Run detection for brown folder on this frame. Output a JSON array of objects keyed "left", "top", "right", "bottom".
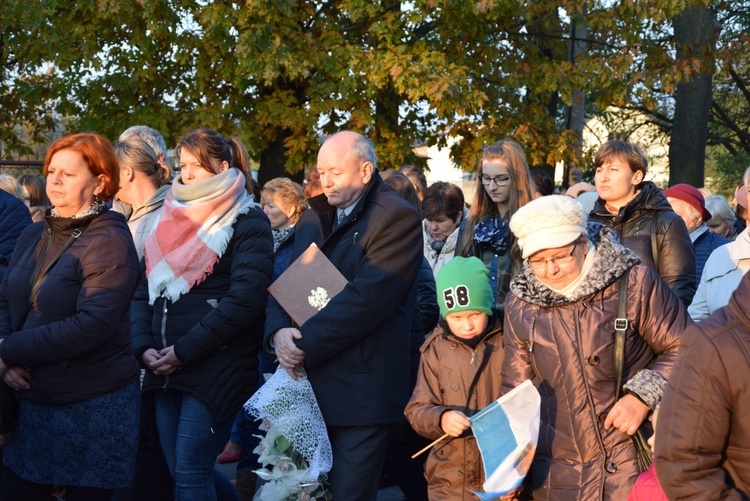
[{"left": 268, "top": 243, "right": 348, "bottom": 326}]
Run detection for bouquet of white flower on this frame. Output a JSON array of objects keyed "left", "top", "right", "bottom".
[{"left": 245, "top": 368, "right": 333, "bottom": 501}]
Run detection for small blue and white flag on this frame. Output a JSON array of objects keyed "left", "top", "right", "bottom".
[{"left": 470, "top": 379, "right": 541, "bottom": 500}]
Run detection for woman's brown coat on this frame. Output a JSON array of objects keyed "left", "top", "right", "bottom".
[
  {"left": 655, "top": 272, "right": 750, "bottom": 499},
  {"left": 503, "top": 224, "right": 689, "bottom": 500}
]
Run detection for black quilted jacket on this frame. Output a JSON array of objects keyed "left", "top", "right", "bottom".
[
  {"left": 131, "top": 208, "right": 273, "bottom": 422},
  {"left": 589, "top": 181, "right": 696, "bottom": 306}
]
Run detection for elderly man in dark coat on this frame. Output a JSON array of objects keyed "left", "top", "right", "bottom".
[{"left": 265, "top": 131, "right": 423, "bottom": 501}]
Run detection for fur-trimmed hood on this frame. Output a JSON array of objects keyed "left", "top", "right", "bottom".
[{"left": 510, "top": 222, "right": 641, "bottom": 307}]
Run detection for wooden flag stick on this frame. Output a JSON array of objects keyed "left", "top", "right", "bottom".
[{"left": 411, "top": 433, "right": 449, "bottom": 459}]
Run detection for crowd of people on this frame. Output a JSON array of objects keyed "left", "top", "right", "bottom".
[{"left": 0, "top": 127, "right": 747, "bottom": 501}]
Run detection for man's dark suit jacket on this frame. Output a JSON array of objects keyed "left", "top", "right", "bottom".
[{"left": 265, "top": 170, "right": 423, "bottom": 427}]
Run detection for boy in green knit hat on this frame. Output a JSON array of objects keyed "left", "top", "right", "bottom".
[{"left": 405, "top": 256, "right": 504, "bottom": 500}]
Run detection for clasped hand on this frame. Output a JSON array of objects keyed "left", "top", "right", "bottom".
[
  {"left": 0, "top": 341, "right": 31, "bottom": 391},
  {"left": 142, "top": 346, "right": 182, "bottom": 376}
]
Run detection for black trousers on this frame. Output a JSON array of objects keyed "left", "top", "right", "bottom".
[{"left": 327, "top": 425, "right": 392, "bottom": 501}]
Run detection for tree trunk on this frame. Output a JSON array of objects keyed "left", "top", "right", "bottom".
[
  {"left": 564, "top": 14, "right": 587, "bottom": 190},
  {"left": 669, "top": 5, "right": 719, "bottom": 187},
  {"left": 258, "top": 126, "right": 302, "bottom": 188}
]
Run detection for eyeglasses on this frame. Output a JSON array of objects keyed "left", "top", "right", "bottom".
[
  {"left": 528, "top": 242, "right": 579, "bottom": 270},
  {"left": 480, "top": 174, "right": 511, "bottom": 187}
]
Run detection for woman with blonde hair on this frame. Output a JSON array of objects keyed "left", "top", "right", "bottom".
[
  {"left": 115, "top": 137, "right": 172, "bottom": 258},
  {"left": 456, "top": 139, "right": 535, "bottom": 317},
  {"left": 217, "top": 177, "right": 308, "bottom": 498},
  {"left": 261, "top": 177, "right": 308, "bottom": 278},
  {"left": 0, "top": 174, "right": 25, "bottom": 201}
]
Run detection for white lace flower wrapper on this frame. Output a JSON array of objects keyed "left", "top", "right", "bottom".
[{"left": 245, "top": 368, "right": 333, "bottom": 480}]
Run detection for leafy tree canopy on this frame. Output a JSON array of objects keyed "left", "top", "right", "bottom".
[{"left": 1, "top": 0, "right": 744, "bottom": 185}]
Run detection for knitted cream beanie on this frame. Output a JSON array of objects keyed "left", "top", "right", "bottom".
[{"left": 509, "top": 195, "right": 588, "bottom": 258}]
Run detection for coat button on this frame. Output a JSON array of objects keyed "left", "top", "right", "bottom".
[
  {"left": 452, "top": 384, "right": 459, "bottom": 391},
  {"left": 587, "top": 355, "right": 600, "bottom": 366},
  {"left": 606, "top": 461, "right": 617, "bottom": 473},
  {"left": 458, "top": 468, "right": 464, "bottom": 475},
  {"left": 450, "top": 343, "right": 457, "bottom": 349}
]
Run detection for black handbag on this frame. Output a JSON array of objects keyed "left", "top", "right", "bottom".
[{"left": 613, "top": 266, "right": 653, "bottom": 471}]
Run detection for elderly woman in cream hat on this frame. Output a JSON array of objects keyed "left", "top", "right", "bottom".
[{"left": 501, "top": 195, "right": 689, "bottom": 500}]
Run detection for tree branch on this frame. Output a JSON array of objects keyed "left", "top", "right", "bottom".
[
  {"left": 728, "top": 63, "right": 750, "bottom": 107},
  {"left": 711, "top": 100, "right": 750, "bottom": 153}
]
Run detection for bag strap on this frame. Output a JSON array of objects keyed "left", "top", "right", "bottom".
[
  {"left": 15, "top": 226, "right": 87, "bottom": 331},
  {"left": 614, "top": 266, "right": 632, "bottom": 399}
]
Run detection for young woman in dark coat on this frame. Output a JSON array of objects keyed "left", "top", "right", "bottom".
[
  {"left": 0, "top": 133, "right": 141, "bottom": 500},
  {"left": 130, "top": 128, "right": 273, "bottom": 501}
]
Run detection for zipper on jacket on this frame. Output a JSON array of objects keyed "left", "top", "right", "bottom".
[
  {"left": 572, "top": 306, "right": 609, "bottom": 490},
  {"left": 430, "top": 246, "right": 444, "bottom": 274},
  {"left": 160, "top": 294, "right": 169, "bottom": 390}
]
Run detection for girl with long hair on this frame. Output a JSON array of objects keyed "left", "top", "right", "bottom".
[{"left": 456, "top": 139, "right": 535, "bottom": 317}]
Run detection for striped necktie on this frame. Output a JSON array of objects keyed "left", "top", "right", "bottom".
[{"left": 335, "top": 211, "right": 346, "bottom": 228}]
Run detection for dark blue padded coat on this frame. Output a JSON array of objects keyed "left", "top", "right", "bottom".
[
  {"left": 0, "top": 189, "right": 32, "bottom": 281},
  {"left": 0, "top": 209, "right": 140, "bottom": 405}
]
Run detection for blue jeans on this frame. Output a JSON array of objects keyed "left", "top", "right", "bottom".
[{"left": 154, "top": 390, "right": 236, "bottom": 501}]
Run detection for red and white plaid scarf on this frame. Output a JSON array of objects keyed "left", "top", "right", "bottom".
[{"left": 144, "top": 168, "right": 255, "bottom": 304}]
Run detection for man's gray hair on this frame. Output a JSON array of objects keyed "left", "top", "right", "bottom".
[
  {"left": 351, "top": 134, "right": 377, "bottom": 170},
  {"left": 119, "top": 125, "right": 168, "bottom": 160}
]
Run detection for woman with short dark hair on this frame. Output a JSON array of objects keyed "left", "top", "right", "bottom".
[
  {"left": 421, "top": 181, "right": 465, "bottom": 277},
  {"left": 17, "top": 174, "right": 49, "bottom": 208},
  {"left": 589, "top": 140, "right": 695, "bottom": 305}
]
